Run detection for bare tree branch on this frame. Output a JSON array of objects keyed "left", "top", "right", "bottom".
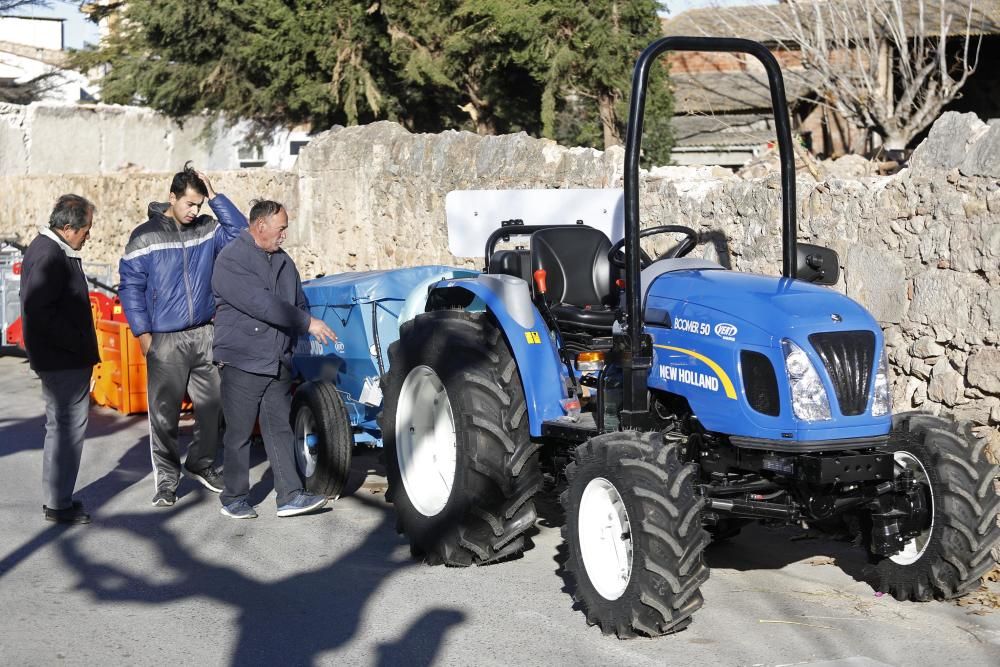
[
  {"left": 747, "top": 0, "right": 982, "bottom": 151},
  {"left": 0, "top": 0, "right": 51, "bottom": 12}
]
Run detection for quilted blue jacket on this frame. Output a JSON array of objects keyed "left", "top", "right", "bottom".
[{"left": 118, "top": 194, "right": 247, "bottom": 335}]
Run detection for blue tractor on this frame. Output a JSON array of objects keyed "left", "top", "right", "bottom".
[{"left": 309, "top": 37, "right": 1000, "bottom": 638}]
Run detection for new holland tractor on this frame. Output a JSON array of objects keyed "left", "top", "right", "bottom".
[{"left": 298, "top": 36, "right": 1000, "bottom": 638}]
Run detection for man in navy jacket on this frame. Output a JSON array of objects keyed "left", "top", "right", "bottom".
[
  {"left": 21, "top": 195, "right": 100, "bottom": 524},
  {"left": 212, "top": 199, "right": 336, "bottom": 519},
  {"left": 118, "top": 163, "right": 247, "bottom": 507}
]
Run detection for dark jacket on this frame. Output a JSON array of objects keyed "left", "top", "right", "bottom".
[
  {"left": 211, "top": 230, "right": 311, "bottom": 375},
  {"left": 20, "top": 231, "right": 100, "bottom": 372},
  {"left": 118, "top": 194, "right": 246, "bottom": 336}
]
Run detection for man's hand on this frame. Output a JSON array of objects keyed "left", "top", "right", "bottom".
[
  {"left": 138, "top": 332, "right": 153, "bottom": 356},
  {"left": 196, "top": 171, "right": 217, "bottom": 200},
  {"left": 308, "top": 317, "right": 337, "bottom": 346}
]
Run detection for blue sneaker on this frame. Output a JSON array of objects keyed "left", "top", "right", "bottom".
[
  {"left": 276, "top": 491, "right": 328, "bottom": 517},
  {"left": 220, "top": 499, "right": 258, "bottom": 519}
]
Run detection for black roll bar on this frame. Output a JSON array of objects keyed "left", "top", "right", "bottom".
[{"left": 623, "top": 36, "right": 797, "bottom": 357}]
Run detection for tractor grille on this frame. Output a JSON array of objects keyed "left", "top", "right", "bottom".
[
  {"left": 741, "top": 350, "right": 780, "bottom": 416},
  {"left": 809, "top": 331, "right": 876, "bottom": 416}
]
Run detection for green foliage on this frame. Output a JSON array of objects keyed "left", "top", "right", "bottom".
[
  {"left": 538, "top": 0, "right": 673, "bottom": 165},
  {"left": 72, "top": 0, "right": 396, "bottom": 131},
  {"left": 73, "top": 0, "right": 674, "bottom": 162}
]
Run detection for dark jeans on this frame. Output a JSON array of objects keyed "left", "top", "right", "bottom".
[
  {"left": 38, "top": 367, "right": 92, "bottom": 510},
  {"left": 219, "top": 364, "right": 303, "bottom": 507},
  {"left": 146, "top": 324, "right": 221, "bottom": 491}
]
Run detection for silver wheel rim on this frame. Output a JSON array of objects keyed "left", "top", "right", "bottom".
[
  {"left": 293, "top": 404, "right": 319, "bottom": 480},
  {"left": 396, "top": 365, "right": 457, "bottom": 517},
  {"left": 578, "top": 477, "right": 633, "bottom": 601},
  {"left": 889, "top": 450, "right": 935, "bottom": 566}
]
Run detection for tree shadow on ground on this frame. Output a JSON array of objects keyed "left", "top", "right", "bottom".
[
  {"left": 57, "top": 493, "right": 465, "bottom": 666},
  {"left": 0, "top": 408, "right": 144, "bottom": 460},
  {"left": 704, "top": 521, "right": 876, "bottom": 588},
  {"left": 0, "top": 435, "right": 150, "bottom": 578}
]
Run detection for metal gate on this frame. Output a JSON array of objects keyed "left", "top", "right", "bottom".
[{"left": 0, "top": 240, "right": 24, "bottom": 347}]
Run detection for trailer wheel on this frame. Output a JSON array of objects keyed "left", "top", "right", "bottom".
[
  {"left": 561, "top": 430, "right": 710, "bottom": 638},
  {"left": 872, "top": 412, "right": 1000, "bottom": 601},
  {"left": 380, "top": 310, "right": 540, "bottom": 566},
  {"left": 291, "top": 381, "right": 353, "bottom": 498}
]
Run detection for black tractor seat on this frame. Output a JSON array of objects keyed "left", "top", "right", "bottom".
[{"left": 529, "top": 226, "right": 619, "bottom": 335}]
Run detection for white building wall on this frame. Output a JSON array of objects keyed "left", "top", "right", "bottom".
[
  {"left": 0, "top": 16, "right": 63, "bottom": 50},
  {"left": 0, "top": 102, "right": 315, "bottom": 175},
  {"left": 0, "top": 50, "right": 91, "bottom": 103}
]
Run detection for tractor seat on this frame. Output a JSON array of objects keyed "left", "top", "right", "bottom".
[{"left": 530, "top": 226, "right": 617, "bottom": 333}]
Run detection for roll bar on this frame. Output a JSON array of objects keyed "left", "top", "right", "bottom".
[{"left": 623, "top": 37, "right": 797, "bottom": 356}]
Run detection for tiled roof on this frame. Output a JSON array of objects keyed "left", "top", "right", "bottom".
[
  {"left": 671, "top": 70, "right": 817, "bottom": 113},
  {"left": 672, "top": 113, "right": 777, "bottom": 147},
  {"left": 662, "top": 0, "right": 1000, "bottom": 42}
]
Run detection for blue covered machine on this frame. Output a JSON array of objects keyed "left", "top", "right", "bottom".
[{"left": 288, "top": 266, "right": 475, "bottom": 497}]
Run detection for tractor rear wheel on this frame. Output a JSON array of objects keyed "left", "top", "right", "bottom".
[
  {"left": 380, "top": 310, "right": 541, "bottom": 566},
  {"left": 872, "top": 412, "right": 1000, "bottom": 601},
  {"left": 561, "top": 430, "right": 710, "bottom": 637}
]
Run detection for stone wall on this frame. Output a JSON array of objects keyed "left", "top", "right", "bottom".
[
  {"left": 0, "top": 170, "right": 298, "bottom": 266},
  {"left": 1, "top": 113, "right": 997, "bottom": 437}
]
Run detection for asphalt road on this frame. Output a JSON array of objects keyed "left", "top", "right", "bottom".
[{"left": 1, "top": 354, "right": 999, "bottom": 667}]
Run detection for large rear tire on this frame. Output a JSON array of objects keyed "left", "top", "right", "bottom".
[
  {"left": 872, "top": 412, "right": 1000, "bottom": 601},
  {"left": 291, "top": 381, "right": 353, "bottom": 498},
  {"left": 561, "top": 430, "right": 710, "bottom": 638},
  {"left": 380, "top": 310, "right": 541, "bottom": 566}
]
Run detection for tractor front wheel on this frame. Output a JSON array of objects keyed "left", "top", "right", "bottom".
[
  {"left": 561, "top": 430, "right": 710, "bottom": 638},
  {"left": 872, "top": 413, "right": 1000, "bottom": 601}
]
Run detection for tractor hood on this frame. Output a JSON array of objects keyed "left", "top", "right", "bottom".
[{"left": 645, "top": 269, "right": 879, "bottom": 345}]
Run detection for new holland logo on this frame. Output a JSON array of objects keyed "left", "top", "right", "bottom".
[{"left": 714, "top": 322, "right": 738, "bottom": 341}]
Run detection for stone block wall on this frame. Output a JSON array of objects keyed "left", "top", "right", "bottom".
[
  {"left": 0, "top": 170, "right": 297, "bottom": 267},
  {"left": 1, "top": 112, "right": 997, "bottom": 439}
]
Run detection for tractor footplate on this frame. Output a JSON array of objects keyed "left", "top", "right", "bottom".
[
  {"left": 797, "top": 451, "right": 893, "bottom": 485},
  {"left": 542, "top": 414, "right": 598, "bottom": 443}
]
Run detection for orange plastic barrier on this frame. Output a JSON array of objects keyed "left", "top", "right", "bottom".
[{"left": 91, "top": 319, "right": 148, "bottom": 415}]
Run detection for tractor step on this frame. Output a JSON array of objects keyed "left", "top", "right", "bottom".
[{"left": 541, "top": 414, "right": 598, "bottom": 443}]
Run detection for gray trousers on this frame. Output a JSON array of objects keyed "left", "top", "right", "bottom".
[
  {"left": 38, "top": 367, "right": 92, "bottom": 510},
  {"left": 219, "top": 364, "right": 303, "bottom": 507},
  {"left": 146, "top": 324, "right": 221, "bottom": 491}
]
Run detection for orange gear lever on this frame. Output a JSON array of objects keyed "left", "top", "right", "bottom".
[{"left": 533, "top": 269, "right": 547, "bottom": 294}]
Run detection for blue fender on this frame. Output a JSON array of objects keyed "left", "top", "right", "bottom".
[{"left": 427, "top": 275, "right": 569, "bottom": 436}]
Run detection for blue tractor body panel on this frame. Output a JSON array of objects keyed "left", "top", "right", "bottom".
[
  {"left": 644, "top": 269, "right": 891, "bottom": 441},
  {"left": 429, "top": 276, "right": 572, "bottom": 437},
  {"left": 293, "top": 265, "right": 477, "bottom": 446}
]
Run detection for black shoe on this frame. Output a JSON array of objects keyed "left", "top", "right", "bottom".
[
  {"left": 151, "top": 489, "right": 177, "bottom": 507},
  {"left": 185, "top": 466, "right": 224, "bottom": 493},
  {"left": 43, "top": 501, "right": 91, "bottom": 524}
]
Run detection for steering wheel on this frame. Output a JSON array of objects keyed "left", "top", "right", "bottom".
[{"left": 608, "top": 225, "right": 699, "bottom": 269}]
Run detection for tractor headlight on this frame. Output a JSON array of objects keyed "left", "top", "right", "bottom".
[
  {"left": 871, "top": 348, "right": 891, "bottom": 417},
  {"left": 782, "top": 339, "right": 831, "bottom": 422}
]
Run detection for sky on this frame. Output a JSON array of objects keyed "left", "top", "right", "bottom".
[{"left": 9, "top": 0, "right": 780, "bottom": 50}]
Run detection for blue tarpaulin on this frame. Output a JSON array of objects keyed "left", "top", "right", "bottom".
[{"left": 292, "top": 265, "right": 478, "bottom": 444}]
